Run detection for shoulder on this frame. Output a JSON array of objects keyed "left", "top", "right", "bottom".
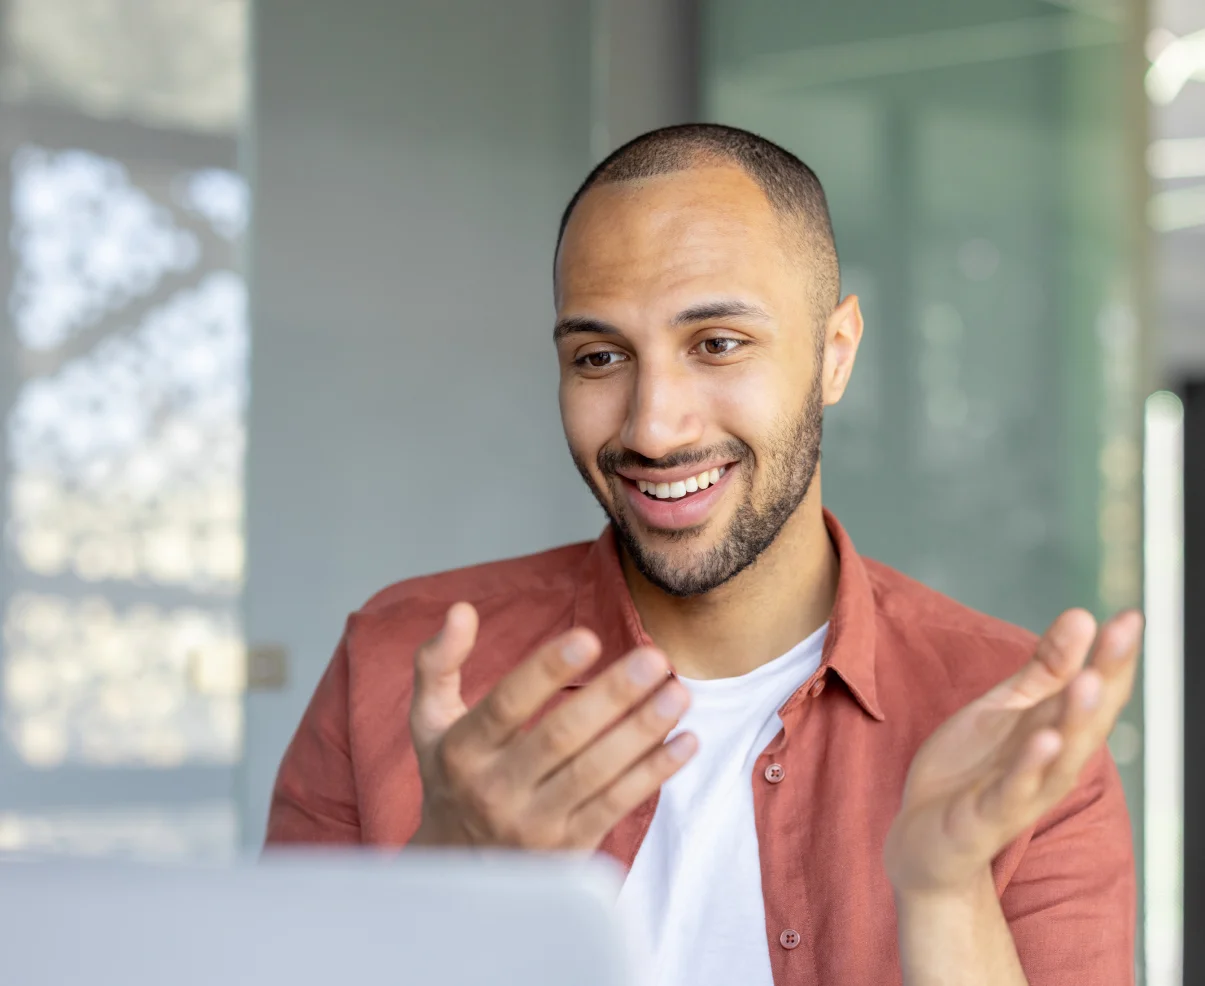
[
  {"left": 356, "top": 540, "right": 594, "bottom": 617},
  {"left": 863, "top": 557, "right": 1039, "bottom": 712},
  {"left": 343, "top": 540, "right": 594, "bottom": 693}
]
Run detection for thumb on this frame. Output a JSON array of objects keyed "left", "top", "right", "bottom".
[
  {"left": 409, "top": 602, "right": 479, "bottom": 755},
  {"left": 986, "top": 608, "right": 1097, "bottom": 710}
]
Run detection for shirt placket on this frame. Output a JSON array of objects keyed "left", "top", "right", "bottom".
[{"left": 754, "top": 665, "right": 829, "bottom": 986}]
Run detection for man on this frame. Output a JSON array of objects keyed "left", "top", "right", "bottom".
[{"left": 268, "top": 124, "right": 1139, "bottom": 986}]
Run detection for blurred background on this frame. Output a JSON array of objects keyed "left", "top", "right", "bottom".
[{"left": 0, "top": 0, "right": 1198, "bottom": 983}]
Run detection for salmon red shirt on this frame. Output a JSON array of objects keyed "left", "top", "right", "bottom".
[{"left": 267, "top": 511, "right": 1135, "bottom": 985}]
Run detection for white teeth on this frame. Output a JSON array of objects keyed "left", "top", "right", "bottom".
[{"left": 637, "top": 467, "right": 728, "bottom": 500}]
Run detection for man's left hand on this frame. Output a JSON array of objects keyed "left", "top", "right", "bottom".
[{"left": 884, "top": 608, "right": 1142, "bottom": 896}]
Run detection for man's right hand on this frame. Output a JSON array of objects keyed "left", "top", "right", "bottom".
[{"left": 407, "top": 601, "right": 695, "bottom": 850}]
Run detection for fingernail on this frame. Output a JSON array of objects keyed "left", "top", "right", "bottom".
[
  {"left": 627, "top": 650, "right": 666, "bottom": 687},
  {"left": 1109, "top": 612, "right": 1144, "bottom": 659},
  {"left": 667, "top": 733, "right": 696, "bottom": 762},
  {"left": 563, "top": 636, "right": 594, "bottom": 667},
  {"left": 1079, "top": 673, "right": 1102, "bottom": 710},
  {"left": 440, "top": 603, "right": 468, "bottom": 641},
  {"left": 1052, "top": 609, "right": 1095, "bottom": 647},
  {"left": 654, "top": 684, "right": 687, "bottom": 718},
  {"left": 1035, "top": 730, "right": 1063, "bottom": 760}
]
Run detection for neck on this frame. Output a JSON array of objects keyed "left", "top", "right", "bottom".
[{"left": 620, "top": 481, "right": 838, "bottom": 680}]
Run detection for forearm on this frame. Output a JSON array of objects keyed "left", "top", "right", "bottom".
[{"left": 894, "top": 869, "right": 1028, "bottom": 986}]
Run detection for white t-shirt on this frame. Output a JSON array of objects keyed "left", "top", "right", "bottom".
[{"left": 617, "top": 623, "right": 828, "bottom": 986}]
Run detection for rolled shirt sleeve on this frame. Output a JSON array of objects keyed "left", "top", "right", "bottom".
[
  {"left": 265, "top": 629, "right": 362, "bottom": 846},
  {"left": 998, "top": 747, "right": 1136, "bottom": 985}
]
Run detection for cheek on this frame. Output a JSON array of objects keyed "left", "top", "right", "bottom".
[
  {"left": 559, "top": 377, "right": 627, "bottom": 456},
  {"left": 702, "top": 365, "right": 786, "bottom": 450}
]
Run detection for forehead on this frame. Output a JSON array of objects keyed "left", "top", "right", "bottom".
[{"left": 555, "top": 165, "right": 794, "bottom": 314}]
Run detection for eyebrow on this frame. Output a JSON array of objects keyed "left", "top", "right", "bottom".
[
  {"left": 553, "top": 299, "right": 771, "bottom": 341},
  {"left": 671, "top": 300, "right": 772, "bottom": 325},
  {"left": 553, "top": 315, "right": 619, "bottom": 341}
]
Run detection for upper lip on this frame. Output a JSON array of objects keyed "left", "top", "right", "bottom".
[{"left": 614, "top": 461, "right": 736, "bottom": 485}]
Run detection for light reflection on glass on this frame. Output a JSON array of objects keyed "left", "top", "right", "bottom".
[
  {"left": 173, "top": 169, "right": 250, "bottom": 241},
  {"left": 3, "top": 147, "right": 248, "bottom": 770},
  {"left": 9, "top": 147, "right": 199, "bottom": 350},
  {"left": 8, "top": 270, "right": 247, "bottom": 590},
  {"left": 0, "top": 802, "right": 236, "bottom": 860},
  {"left": 3, "top": 593, "right": 243, "bottom": 767}
]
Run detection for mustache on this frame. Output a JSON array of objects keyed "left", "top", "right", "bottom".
[{"left": 596, "top": 438, "right": 752, "bottom": 476}]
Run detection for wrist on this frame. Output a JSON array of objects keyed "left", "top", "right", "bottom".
[
  {"left": 893, "top": 866, "right": 1028, "bottom": 986},
  {"left": 892, "top": 865, "right": 997, "bottom": 912}
]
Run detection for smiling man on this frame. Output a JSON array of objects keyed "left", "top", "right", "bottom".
[{"left": 267, "top": 124, "right": 1140, "bottom": 986}]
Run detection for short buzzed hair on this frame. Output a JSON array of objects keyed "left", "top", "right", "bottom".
[{"left": 555, "top": 123, "right": 840, "bottom": 318}]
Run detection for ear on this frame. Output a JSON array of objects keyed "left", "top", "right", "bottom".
[{"left": 820, "top": 294, "right": 864, "bottom": 407}]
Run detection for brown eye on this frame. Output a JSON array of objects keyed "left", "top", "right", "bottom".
[
  {"left": 578, "top": 351, "right": 624, "bottom": 368},
  {"left": 702, "top": 338, "right": 740, "bottom": 356}
]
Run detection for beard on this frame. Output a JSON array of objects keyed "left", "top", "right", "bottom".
[{"left": 570, "top": 370, "right": 824, "bottom": 598}]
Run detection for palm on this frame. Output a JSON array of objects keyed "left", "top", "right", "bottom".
[
  {"left": 883, "top": 609, "right": 1142, "bottom": 895},
  {"left": 887, "top": 695, "right": 1049, "bottom": 890},
  {"left": 916, "top": 703, "right": 1029, "bottom": 798}
]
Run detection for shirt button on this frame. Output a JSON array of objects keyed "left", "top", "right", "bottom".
[
  {"left": 809, "top": 677, "right": 826, "bottom": 698},
  {"left": 764, "top": 763, "right": 785, "bottom": 784},
  {"left": 780, "top": 929, "right": 801, "bottom": 950}
]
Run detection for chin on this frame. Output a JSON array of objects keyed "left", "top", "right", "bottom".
[
  {"left": 635, "top": 537, "right": 710, "bottom": 569},
  {"left": 632, "top": 518, "right": 713, "bottom": 544},
  {"left": 617, "top": 528, "right": 737, "bottom": 598}
]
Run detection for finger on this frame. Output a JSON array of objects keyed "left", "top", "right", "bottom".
[
  {"left": 1041, "top": 618, "right": 1140, "bottom": 800},
  {"left": 985, "top": 609, "right": 1097, "bottom": 710},
  {"left": 568, "top": 732, "right": 698, "bottom": 848},
  {"left": 410, "top": 602, "right": 479, "bottom": 755},
  {"left": 973, "top": 727, "right": 1063, "bottom": 836},
  {"left": 1020, "top": 612, "right": 1141, "bottom": 731},
  {"left": 533, "top": 676, "right": 689, "bottom": 808},
  {"left": 446, "top": 628, "right": 602, "bottom": 756},
  {"left": 1030, "top": 667, "right": 1105, "bottom": 798},
  {"left": 1087, "top": 610, "right": 1144, "bottom": 685},
  {"left": 503, "top": 647, "right": 673, "bottom": 787}
]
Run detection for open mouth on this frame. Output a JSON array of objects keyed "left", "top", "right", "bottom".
[{"left": 633, "top": 466, "right": 728, "bottom": 502}]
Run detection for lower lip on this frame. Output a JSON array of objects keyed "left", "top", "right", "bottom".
[{"left": 620, "top": 466, "right": 738, "bottom": 531}]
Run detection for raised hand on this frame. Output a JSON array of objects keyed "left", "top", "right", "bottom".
[
  {"left": 884, "top": 608, "right": 1143, "bottom": 895},
  {"left": 407, "top": 602, "right": 697, "bottom": 850}
]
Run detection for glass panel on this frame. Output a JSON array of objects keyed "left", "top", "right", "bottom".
[
  {"left": 1145, "top": 0, "right": 1203, "bottom": 979},
  {"left": 702, "top": 0, "right": 1145, "bottom": 973},
  {"left": 0, "top": 0, "right": 248, "bottom": 858}
]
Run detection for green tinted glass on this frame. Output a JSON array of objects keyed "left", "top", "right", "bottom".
[{"left": 702, "top": 0, "right": 1144, "bottom": 974}]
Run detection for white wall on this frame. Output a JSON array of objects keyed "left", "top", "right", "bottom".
[{"left": 240, "top": 0, "right": 697, "bottom": 846}]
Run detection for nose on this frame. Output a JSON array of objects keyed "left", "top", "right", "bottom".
[{"left": 619, "top": 360, "right": 705, "bottom": 461}]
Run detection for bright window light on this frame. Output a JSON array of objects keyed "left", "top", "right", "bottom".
[{"left": 1143, "top": 390, "right": 1184, "bottom": 986}]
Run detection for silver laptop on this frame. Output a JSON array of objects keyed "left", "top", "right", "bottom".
[{"left": 0, "top": 852, "right": 638, "bottom": 986}]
